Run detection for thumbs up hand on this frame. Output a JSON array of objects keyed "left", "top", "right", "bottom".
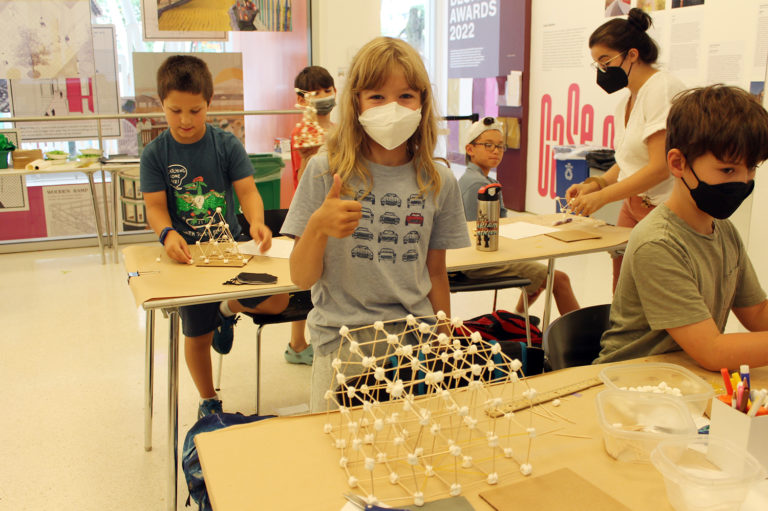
[{"left": 311, "top": 173, "right": 362, "bottom": 238}]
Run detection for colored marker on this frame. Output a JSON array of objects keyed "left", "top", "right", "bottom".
[
  {"left": 748, "top": 390, "right": 767, "bottom": 417},
  {"left": 721, "top": 368, "right": 733, "bottom": 395},
  {"left": 740, "top": 364, "right": 751, "bottom": 389},
  {"left": 731, "top": 373, "right": 741, "bottom": 394},
  {"left": 736, "top": 383, "right": 745, "bottom": 412}
]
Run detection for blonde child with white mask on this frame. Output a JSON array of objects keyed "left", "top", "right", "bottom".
[{"left": 282, "top": 37, "right": 470, "bottom": 412}]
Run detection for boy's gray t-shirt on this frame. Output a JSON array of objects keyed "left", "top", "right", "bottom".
[
  {"left": 596, "top": 204, "right": 765, "bottom": 363},
  {"left": 139, "top": 125, "right": 253, "bottom": 243},
  {"left": 282, "top": 154, "right": 471, "bottom": 355},
  {"left": 458, "top": 162, "right": 509, "bottom": 221}
]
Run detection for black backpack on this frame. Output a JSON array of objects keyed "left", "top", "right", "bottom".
[{"left": 182, "top": 412, "right": 274, "bottom": 510}]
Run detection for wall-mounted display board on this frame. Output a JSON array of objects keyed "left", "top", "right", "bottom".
[
  {"left": 151, "top": 0, "right": 293, "bottom": 33},
  {"left": 141, "top": 0, "right": 227, "bottom": 41},
  {"left": 0, "top": 0, "right": 95, "bottom": 79},
  {"left": 9, "top": 25, "right": 121, "bottom": 141}
]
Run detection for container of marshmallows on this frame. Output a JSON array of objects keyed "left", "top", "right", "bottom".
[{"left": 594, "top": 363, "right": 714, "bottom": 462}]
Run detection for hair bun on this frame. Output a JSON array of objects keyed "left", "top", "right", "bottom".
[{"left": 627, "top": 7, "right": 651, "bottom": 32}]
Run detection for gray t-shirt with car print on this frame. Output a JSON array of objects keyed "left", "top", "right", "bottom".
[{"left": 282, "top": 154, "right": 470, "bottom": 355}]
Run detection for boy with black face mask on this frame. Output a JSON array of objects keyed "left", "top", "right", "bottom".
[{"left": 595, "top": 85, "right": 768, "bottom": 370}]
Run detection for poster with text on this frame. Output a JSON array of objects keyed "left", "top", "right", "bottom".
[
  {"left": 42, "top": 183, "right": 110, "bottom": 237},
  {"left": 0, "top": 0, "right": 94, "bottom": 79},
  {"left": 9, "top": 26, "right": 121, "bottom": 141},
  {"left": 447, "top": 0, "right": 500, "bottom": 78}
]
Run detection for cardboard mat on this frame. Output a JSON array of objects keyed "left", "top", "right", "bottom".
[
  {"left": 545, "top": 229, "right": 602, "bottom": 242},
  {"left": 479, "top": 467, "right": 631, "bottom": 511},
  {"left": 123, "top": 245, "right": 292, "bottom": 307}
]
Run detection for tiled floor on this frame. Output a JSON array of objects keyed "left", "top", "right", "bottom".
[{"left": 0, "top": 242, "right": 615, "bottom": 510}]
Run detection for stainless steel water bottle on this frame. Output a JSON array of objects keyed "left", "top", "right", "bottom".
[{"left": 476, "top": 183, "right": 501, "bottom": 251}]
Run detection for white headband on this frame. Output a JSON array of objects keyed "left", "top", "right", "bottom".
[{"left": 465, "top": 117, "right": 504, "bottom": 147}]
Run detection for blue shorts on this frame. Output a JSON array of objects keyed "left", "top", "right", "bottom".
[{"left": 180, "top": 296, "right": 270, "bottom": 337}]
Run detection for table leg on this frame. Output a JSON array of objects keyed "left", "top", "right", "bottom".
[
  {"left": 542, "top": 258, "right": 556, "bottom": 330},
  {"left": 87, "top": 172, "right": 106, "bottom": 264},
  {"left": 144, "top": 309, "right": 155, "bottom": 452},
  {"left": 167, "top": 309, "right": 180, "bottom": 511},
  {"left": 111, "top": 169, "right": 120, "bottom": 263},
  {"left": 101, "top": 168, "right": 112, "bottom": 248}
]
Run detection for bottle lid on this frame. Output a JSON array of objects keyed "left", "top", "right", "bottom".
[{"left": 478, "top": 183, "right": 501, "bottom": 201}]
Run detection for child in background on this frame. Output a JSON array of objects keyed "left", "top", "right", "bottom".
[
  {"left": 291, "top": 66, "right": 336, "bottom": 187},
  {"left": 282, "top": 37, "right": 470, "bottom": 412},
  {"left": 458, "top": 117, "right": 580, "bottom": 316},
  {"left": 283, "top": 66, "right": 336, "bottom": 365},
  {"left": 596, "top": 85, "right": 768, "bottom": 369},
  {"left": 140, "top": 55, "right": 289, "bottom": 418}
]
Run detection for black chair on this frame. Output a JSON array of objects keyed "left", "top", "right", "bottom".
[
  {"left": 216, "top": 209, "right": 314, "bottom": 414},
  {"left": 542, "top": 303, "right": 611, "bottom": 371},
  {"left": 448, "top": 272, "right": 534, "bottom": 346}
]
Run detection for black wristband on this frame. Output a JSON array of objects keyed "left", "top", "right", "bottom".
[{"left": 159, "top": 226, "right": 175, "bottom": 245}]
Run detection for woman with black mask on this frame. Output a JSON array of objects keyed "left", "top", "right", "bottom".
[{"left": 566, "top": 8, "right": 686, "bottom": 291}]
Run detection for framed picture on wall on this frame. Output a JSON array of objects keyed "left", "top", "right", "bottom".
[
  {"left": 141, "top": 0, "right": 228, "bottom": 41},
  {"left": 0, "top": 128, "right": 30, "bottom": 213}
]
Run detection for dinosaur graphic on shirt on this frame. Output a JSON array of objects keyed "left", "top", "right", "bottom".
[{"left": 174, "top": 176, "right": 226, "bottom": 228}]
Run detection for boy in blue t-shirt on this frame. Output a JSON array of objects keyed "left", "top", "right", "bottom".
[{"left": 140, "top": 55, "right": 289, "bottom": 418}]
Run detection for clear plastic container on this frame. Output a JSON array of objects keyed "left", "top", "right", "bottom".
[
  {"left": 599, "top": 363, "right": 714, "bottom": 416},
  {"left": 651, "top": 436, "right": 765, "bottom": 511},
  {"left": 595, "top": 390, "right": 697, "bottom": 462}
]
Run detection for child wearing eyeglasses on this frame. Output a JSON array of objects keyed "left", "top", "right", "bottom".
[{"left": 458, "top": 117, "right": 580, "bottom": 317}]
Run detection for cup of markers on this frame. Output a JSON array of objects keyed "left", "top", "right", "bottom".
[
  {"left": 708, "top": 364, "right": 768, "bottom": 474},
  {"left": 716, "top": 365, "right": 768, "bottom": 417}
]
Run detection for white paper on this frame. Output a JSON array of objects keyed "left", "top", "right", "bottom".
[
  {"left": 506, "top": 70, "right": 522, "bottom": 107},
  {"left": 499, "top": 221, "right": 558, "bottom": 240},
  {"left": 239, "top": 238, "right": 294, "bottom": 259}
]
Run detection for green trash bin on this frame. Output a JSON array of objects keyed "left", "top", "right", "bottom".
[{"left": 233, "top": 153, "right": 284, "bottom": 212}]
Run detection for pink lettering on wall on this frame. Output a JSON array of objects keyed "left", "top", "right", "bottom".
[{"left": 537, "top": 83, "right": 614, "bottom": 198}]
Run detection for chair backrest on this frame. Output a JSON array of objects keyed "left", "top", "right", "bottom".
[
  {"left": 263, "top": 208, "right": 289, "bottom": 236},
  {"left": 237, "top": 209, "right": 288, "bottom": 239},
  {"left": 542, "top": 304, "right": 611, "bottom": 371}
]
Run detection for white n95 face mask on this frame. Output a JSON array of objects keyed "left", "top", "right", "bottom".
[{"left": 358, "top": 102, "right": 422, "bottom": 150}]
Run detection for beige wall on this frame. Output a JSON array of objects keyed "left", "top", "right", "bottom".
[{"left": 311, "top": 0, "right": 382, "bottom": 109}]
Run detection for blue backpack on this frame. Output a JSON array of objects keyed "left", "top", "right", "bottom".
[{"left": 182, "top": 412, "right": 274, "bottom": 510}]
